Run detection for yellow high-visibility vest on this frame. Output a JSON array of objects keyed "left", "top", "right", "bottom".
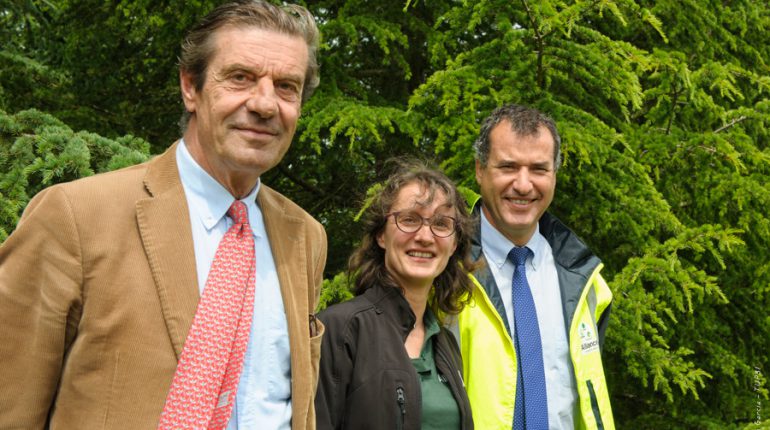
[{"left": 458, "top": 267, "right": 614, "bottom": 430}]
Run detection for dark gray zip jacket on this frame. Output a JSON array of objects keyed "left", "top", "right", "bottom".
[{"left": 315, "top": 283, "right": 473, "bottom": 430}]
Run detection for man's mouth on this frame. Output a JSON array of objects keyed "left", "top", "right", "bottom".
[
  {"left": 232, "top": 123, "right": 279, "bottom": 135},
  {"left": 506, "top": 198, "right": 532, "bottom": 205}
]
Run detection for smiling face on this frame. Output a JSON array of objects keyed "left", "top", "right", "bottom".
[
  {"left": 180, "top": 26, "right": 308, "bottom": 197},
  {"left": 475, "top": 121, "right": 557, "bottom": 246},
  {"left": 376, "top": 182, "right": 458, "bottom": 293}
]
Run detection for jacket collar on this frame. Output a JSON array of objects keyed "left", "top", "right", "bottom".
[
  {"left": 362, "top": 283, "right": 417, "bottom": 339},
  {"left": 470, "top": 199, "right": 598, "bottom": 271},
  {"left": 470, "top": 199, "right": 603, "bottom": 336}
]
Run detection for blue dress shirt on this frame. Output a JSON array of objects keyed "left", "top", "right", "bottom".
[
  {"left": 480, "top": 211, "right": 578, "bottom": 429},
  {"left": 177, "top": 141, "right": 292, "bottom": 429}
]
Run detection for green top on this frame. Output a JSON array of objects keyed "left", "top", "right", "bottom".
[{"left": 411, "top": 309, "right": 461, "bottom": 430}]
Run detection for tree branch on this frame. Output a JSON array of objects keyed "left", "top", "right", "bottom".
[
  {"left": 665, "top": 86, "right": 680, "bottom": 136},
  {"left": 276, "top": 163, "right": 324, "bottom": 196},
  {"left": 520, "top": 0, "right": 546, "bottom": 89},
  {"left": 714, "top": 116, "right": 748, "bottom": 133}
]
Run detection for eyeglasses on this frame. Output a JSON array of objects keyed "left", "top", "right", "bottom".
[{"left": 386, "top": 211, "right": 457, "bottom": 238}]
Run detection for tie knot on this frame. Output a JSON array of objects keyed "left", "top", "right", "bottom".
[
  {"left": 227, "top": 200, "right": 249, "bottom": 225},
  {"left": 508, "top": 246, "right": 532, "bottom": 267}
]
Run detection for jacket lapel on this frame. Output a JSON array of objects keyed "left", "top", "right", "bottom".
[
  {"left": 136, "top": 142, "right": 199, "bottom": 359},
  {"left": 258, "top": 185, "right": 307, "bottom": 318},
  {"left": 258, "top": 185, "right": 311, "bottom": 405}
]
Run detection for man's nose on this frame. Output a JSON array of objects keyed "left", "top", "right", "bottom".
[
  {"left": 245, "top": 79, "right": 278, "bottom": 118},
  {"left": 512, "top": 169, "right": 534, "bottom": 194}
]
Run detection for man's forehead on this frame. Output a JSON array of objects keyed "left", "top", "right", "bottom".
[
  {"left": 489, "top": 124, "right": 554, "bottom": 153},
  {"left": 210, "top": 26, "right": 308, "bottom": 71}
]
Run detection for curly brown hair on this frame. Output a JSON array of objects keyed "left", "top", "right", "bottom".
[{"left": 348, "top": 159, "right": 476, "bottom": 319}]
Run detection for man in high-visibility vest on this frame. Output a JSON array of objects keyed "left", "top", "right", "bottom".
[{"left": 458, "top": 104, "right": 615, "bottom": 430}]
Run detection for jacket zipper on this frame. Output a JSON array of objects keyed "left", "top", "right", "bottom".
[
  {"left": 434, "top": 335, "right": 467, "bottom": 429},
  {"left": 435, "top": 347, "right": 455, "bottom": 390},
  {"left": 396, "top": 386, "right": 406, "bottom": 430}
]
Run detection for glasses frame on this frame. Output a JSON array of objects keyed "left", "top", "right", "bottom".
[{"left": 385, "top": 211, "right": 458, "bottom": 238}]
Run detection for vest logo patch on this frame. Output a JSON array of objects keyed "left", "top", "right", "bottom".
[{"left": 579, "top": 322, "right": 599, "bottom": 354}]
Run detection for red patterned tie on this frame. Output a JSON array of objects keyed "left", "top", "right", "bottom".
[{"left": 158, "top": 200, "right": 256, "bottom": 430}]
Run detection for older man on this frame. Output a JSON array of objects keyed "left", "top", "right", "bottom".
[
  {"left": 0, "top": 1, "right": 326, "bottom": 428},
  {"left": 458, "top": 104, "right": 615, "bottom": 430}
]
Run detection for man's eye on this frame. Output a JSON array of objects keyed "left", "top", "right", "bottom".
[
  {"left": 230, "top": 73, "right": 250, "bottom": 83},
  {"left": 276, "top": 81, "right": 301, "bottom": 97}
]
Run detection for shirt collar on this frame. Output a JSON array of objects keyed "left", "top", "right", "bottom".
[
  {"left": 177, "top": 139, "right": 261, "bottom": 234},
  {"left": 480, "top": 209, "right": 546, "bottom": 270}
]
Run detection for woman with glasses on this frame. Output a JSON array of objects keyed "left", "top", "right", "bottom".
[{"left": 315, "top": 159, "right": 476, "bottom": 430}]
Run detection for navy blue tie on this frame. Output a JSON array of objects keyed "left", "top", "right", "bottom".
[{"left": 510, "top": 246, "right": 548, "bottom": 429}]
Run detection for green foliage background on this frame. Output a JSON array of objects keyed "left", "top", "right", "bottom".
[{"left": 2, "top": 0, "right": 769, "bottom": 428}]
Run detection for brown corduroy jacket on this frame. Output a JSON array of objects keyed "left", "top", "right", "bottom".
[{"left": 0, "top": 142, "right": 327, "bottom": 429}]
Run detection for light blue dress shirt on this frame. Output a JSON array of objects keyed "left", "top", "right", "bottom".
[
  {"left": 480, "top": 211, "right": 578, "bottom": 430},
  {"left": 176, "top": 141, "right": 292, "bottom": 430}
]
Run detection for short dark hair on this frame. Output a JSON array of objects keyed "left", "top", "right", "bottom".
[
  {"left": 348, "top": 159, "right": 476, "bottom": 319},
  {"left": 474, "top": 104, "right": 562, "bottom": 171},
  {"left": 178, "top": 0, "right": 320, "bottom": 128}
]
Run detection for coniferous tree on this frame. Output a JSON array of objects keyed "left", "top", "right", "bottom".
[{"left": 1, "top": 1, "right": 768, "bottom": 427}]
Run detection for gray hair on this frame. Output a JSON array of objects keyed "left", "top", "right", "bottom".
[
  {"left": 178, "top": 0, "right": 320, "bottom": 129},
  {"left": 474, "top": 104, "right": 562, "bottom": 171}
]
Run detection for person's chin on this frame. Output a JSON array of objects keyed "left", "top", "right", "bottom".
[
  {"left": 503, "top": 211, "right": 534, "bottom": 226},
  {"left": 405, "top": 270, "right": 439, "bottom": 286}
]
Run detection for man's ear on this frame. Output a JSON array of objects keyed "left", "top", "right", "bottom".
[{"left": 179, "top": 70, "right": 198, "bottom": 113}]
